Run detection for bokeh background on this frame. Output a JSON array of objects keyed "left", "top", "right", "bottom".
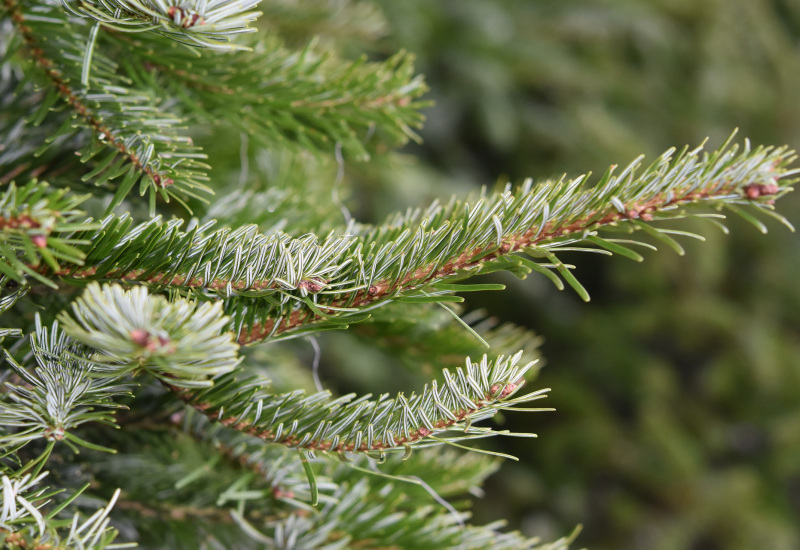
[{"left": 323, "top": 1, "right": 800, "bottom": 549}]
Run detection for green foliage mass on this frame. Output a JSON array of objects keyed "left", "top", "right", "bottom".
[
  {"left": 373, "top": 1, "right": 800, "bottom": 549},
  {"left": 1, "top": 1, "right": 798, "bottom": 549}
]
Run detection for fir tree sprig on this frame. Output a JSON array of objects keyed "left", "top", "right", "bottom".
[
  {"left": 82, "top": 417, "right": 573, "bottom": 549},
  {"left": 10, "top": 138, "right": 794, "bottom": 346},
  {"left": 3, "top": 0, "right": 212, "bottom": 212},
  {"left": 0, "top": 473, "right": 129, "bottom": 550},
  {"left": 105, "top": 30, "right": 428, "bottom": 159},
  {"left": 58, "top": 282, "right": 241, "bottom": 388},
  {"left": 168, "top": 350, "right": 547, "bottom": 455},
  {"left": 238, "top": 138, "right": 796, "bottom": 342},
  {"left": 0, "top": 181, "right": 96, "bottom": 287},
  {"left": 66, "top": 0, "right": 263, "bottom": 51},
  {"left": 0, "top": 317, "right": 132, "bottom": 454},
  {"left": 38, "top": 285, "right": 543, "bottom": 460}
]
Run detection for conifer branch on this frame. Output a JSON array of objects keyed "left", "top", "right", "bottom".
[
  {"left": 105, "top": 31, "right": 428, "bottom": 158},
  {"left": 0, "top": 318, "right": 132, "bottom": 454},
  {"left": 58, "top": 283, "right": 241, "bottom": 388},
  {"left": 0, "top": 181, "right": 96, "bottom": 288},
  {"left": 0, "top": 474, "right": 127, "bottom": 550},
  {"left": 169, "top": 351, "right": 547, "bottom": 455},
  {"left": 3, "top": 1, "right": 211, "bottom": 211},
  {"left": 67, "top": 0, "right": 262, "bottom": 51},
  {"left": 189, "top": 409, "right": 505, "bottom": 503},
  {"left": 11, "top": 139, "right": 794, "bottom": 345},
  {"left": 238, "top": 139, "right": 795, "bottom": 343},
  {"left": 88, "top": 419, "right": 570, "bottom": 549}
]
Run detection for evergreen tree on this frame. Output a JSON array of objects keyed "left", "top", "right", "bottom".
[{"left": 0, "top": 2, "right": 795, "bottom": 548}]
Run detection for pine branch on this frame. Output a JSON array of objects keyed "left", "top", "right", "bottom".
[{"left": 3, "top": 1, "right": 212, "bottom": 212}]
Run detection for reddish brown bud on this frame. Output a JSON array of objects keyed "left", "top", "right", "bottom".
[
  {"left": 31, "top": 234, "right": 47, "bottom": 248},
  {"left": 43, "top": 426, "right": 65, "bottom": 441},
  {"left": 500, "top": 383, "right": 518, "bottom": 398},
  {"left": 130, "top": 328, "right": 150, "bottom": 346},
  {"left": 298, "top": 278, "right": 325, "bottom": 294},
  {"left": 744, "top": 184, "right": 761, "bottom": 199},
  {"left": 147, "top": 335, "right": 175, "bottom": 353},
  {"left": 761, "top": 183, "right": 779, "bottom": 195}
]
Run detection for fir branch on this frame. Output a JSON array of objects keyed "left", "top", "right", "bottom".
[
  {"left": 11, "top": 138, "right": 794, "bottom": 345},
  {"left": 83, "top": 420, "right": 566, "bottom": 549},
  {"left": 0, "top": 318, "right": 132, "bottom": 454},
  {"left": 229, "top": 473, "right": 567, "bottom": 550},
  {"left": 0, "top": 475, "right": 128, "bottom": 550},
  {"left": 49, "top": 216, "right": 356, "bottom": 302},
  {"left": 106, "top": 30, "right": 428, "bottom": 159},
  {"left": 3, "top": 1, "right": 211, "bottom": 211},
  {"left": 0, "top": 181, "right": 96, "bottom": 288},
  {"left": 169, "top": 351, "right": 547, "bottom": 455},
  {"left": 180, "top": 406, "right": 504, "bottom": 502},
  {"left": 57, "top": 282, "right": 241, "bottom": 388},
  {"left": 67, "top": 0, "right": 262, "bottom": 51},
  {"left": 238, "top": 138, "right": 795, "bottom": 343}
]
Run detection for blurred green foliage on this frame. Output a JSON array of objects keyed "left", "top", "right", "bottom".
[{"left": 354, "top": 1, "right": 800, "bottom": 548}]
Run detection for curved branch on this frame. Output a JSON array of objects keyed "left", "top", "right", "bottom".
[{"left": 170, "top": 352, "right": 547, "bottom": 455}]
